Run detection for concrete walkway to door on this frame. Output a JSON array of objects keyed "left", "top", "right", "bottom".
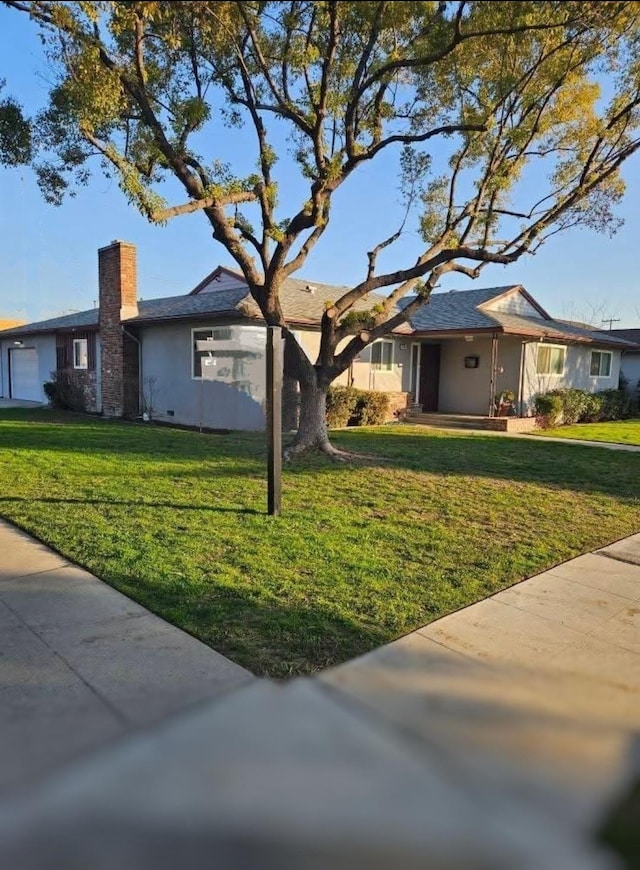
[{"left": 0, "top": 523, "right": 639, "bottom": 868}]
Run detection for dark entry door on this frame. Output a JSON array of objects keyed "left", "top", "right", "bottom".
[{"left": 419, "top": 344, "right": 441, "bottom": 412}]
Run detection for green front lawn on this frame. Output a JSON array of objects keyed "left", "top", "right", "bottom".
[
  {"left": 537, "top": 419, "right": 640, "bottom": 446},
  {"left": 0, "top": 409, "right": 639, "bottom": 676}
]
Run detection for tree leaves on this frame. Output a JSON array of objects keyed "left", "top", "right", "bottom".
[{"left": 0, "top": 80, "right": 31, "bottom": 166}]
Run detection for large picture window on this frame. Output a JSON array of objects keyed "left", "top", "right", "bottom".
[
  {"left": 590, "top": 350, "right": 612, "bottom": 377},
  {"left": 192, "top": 327, "right": 233, "bottom": 378},
  {"left": 73, "top": 338, "right": 88, "bottom": 370},
  {"left": 536, "top": 344, "right": 565, "bottom": 376},
  {"left": 371, "top": 340, "right": 393, "bottom": 372}
]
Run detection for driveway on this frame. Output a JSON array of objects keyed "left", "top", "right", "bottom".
[{"left": 0, "top": 399, "right": 44, "bottom": 409}]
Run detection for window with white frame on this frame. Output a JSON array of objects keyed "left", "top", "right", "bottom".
[
  {"left": 73, "top": 338, "right": 88, "bottom": 370},
  {"left": 536, "top": 344, "right": 565, "bottom": 375},
  {"left": 590, "top": 350, "right": 612, "bottom": 377},
  {"left": 192, "top": 327, "right": 233, "bottom": 378},
  {"left": 371, "top": 339, "right": 393, "bottom": 371}
]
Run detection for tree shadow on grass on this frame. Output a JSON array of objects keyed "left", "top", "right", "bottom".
[
  {"left": 2, "top": 409, "right": 640, "bottom": 502},
  {"left": 0, "top": 496, "right": 263, "bottom": 516}
]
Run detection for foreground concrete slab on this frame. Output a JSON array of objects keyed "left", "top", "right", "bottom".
[
  {"left": 36, "top": 609, "right": 253, "bottom": 727},
  {"left": 322, "top": 539, "right": 640, "bottom": 845},
  {"left": 0, "top": 521, "right": 253, "bottom": 793},
  {"left": 546, "top": 553, "right": 640, "bottom": 600},
  {"left": 0, "top": 520, "right": 69, "bottom": 578},
  {"left": 0, "top": 680, "right": 611, "bottom": 870},
  {"left": 0, "top": 563, "right": 148, "bottom": 629},
  {"left": 598, "top": 533, "right": 640, "bottom": 566},
  {"left": 492, "top": 571, "right": 631, "bottom": 632},
  {"left": 0, "top": 600, "right": 125, "bottom": 793},
  {"left": 418, "top": 596, "right": 582, "bottom": 664},
  {"left": 590, "top": 605, "right": 640, "bottom": 655}
]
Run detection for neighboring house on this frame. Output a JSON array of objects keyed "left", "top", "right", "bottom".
[
  {"left": 0, "top": 240, "right": 633, "bottom": 428},
  {"left": 609, "top": 329, "right": 640, "bottom": 391}
]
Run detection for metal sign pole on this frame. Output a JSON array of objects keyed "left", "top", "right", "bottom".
[{"left": 266, "top": 326, "right": 282, "bottom": 516}]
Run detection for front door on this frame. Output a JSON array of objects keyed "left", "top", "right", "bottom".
[{"left": 419, "top": 344, "right": 440, "bottom": 412}]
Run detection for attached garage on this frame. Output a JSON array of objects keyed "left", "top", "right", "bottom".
[{"left": 10, "top": 347, "right": 41, "bottom": 402}]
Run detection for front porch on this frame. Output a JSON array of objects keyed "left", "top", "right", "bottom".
[
  {"left": 404, "top": 410, "right": 539, "bottom": 433},
  {"left": 408, "top": 334, "right": 530, "bottom": 420}
]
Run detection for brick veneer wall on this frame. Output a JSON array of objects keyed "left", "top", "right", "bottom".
[
  {"left": 98, "top": 241, "right": 139, "bottom": 417},
  {"left": 72, "top": 369, "right": 97, "bottom": 411},
  {"left": 385, "top": 391, "right": 411, "bottom": 421}
]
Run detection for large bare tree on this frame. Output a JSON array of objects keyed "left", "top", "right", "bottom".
[{"left": 3, "top": 1, "right": 640, "bottom": 456}]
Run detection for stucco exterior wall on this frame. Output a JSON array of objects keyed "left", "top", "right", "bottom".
[
  {"left": 495, "top": 337, "right": 526, "bottom": 403},
  {"left": 348, "top": 339, "right": 411, "bottom": 393},
  {"left": 292, "top": 329, "right": 411, "bottom": 393},
  {"left": 521, "top": 342, "right": 622, "bottom": 413},
  {"left": 0, "top": 334, "right": 57, "bottom": 402},
  {"left": 437, "top": 337, "right": 495, "bottom": 415},
  {"left": 620, "top": 351, "right": 640, "bottom": 390},
  {"left": 140, "top": 321, "right": 267, "bottom": 430}
]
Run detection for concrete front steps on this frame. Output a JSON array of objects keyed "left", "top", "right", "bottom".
[{"left": 404, "top": 411, "right": 539, "bottom": 433}]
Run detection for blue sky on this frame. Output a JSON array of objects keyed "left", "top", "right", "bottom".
[{"left": 1, "top": 8, "right": 639, "bottom": 328}]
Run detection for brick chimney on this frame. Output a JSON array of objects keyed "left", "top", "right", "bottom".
[{"left": 98, "top": 240, "right": 140, "bottom": 418}]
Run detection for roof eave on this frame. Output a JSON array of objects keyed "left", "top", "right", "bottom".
[
  {"left": 500, "top": 327, "right": 631, "bottom": 348},
  {"left": 0, "top": 324, "right": 98, "bottom": 338},
  {"left": 409, "top": 326, "right": 502, "bottom": 338}
]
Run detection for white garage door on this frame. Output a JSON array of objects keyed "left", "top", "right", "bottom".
[{"left": 10, "top": 348, "right": 41, "bottom": 402}]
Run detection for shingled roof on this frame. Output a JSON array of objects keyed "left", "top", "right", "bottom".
[
  {"left": 406, "top": 285, "right": 633, "bottom": 348},
  {"left": 0, "top": 270, "right": 370, "bottom": 336},
  {"left": 407, "top": 286, "right": 517, "bottom": 331},
  {"left": 0, "top": 270, "right": 634, "bottom": 350},
  {"left": 609, "top": 328, "right": 640, "bottom": 348}
]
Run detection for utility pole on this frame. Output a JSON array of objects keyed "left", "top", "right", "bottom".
[{"left": 601, "top": 318, "right": 620, "bottom": 330}]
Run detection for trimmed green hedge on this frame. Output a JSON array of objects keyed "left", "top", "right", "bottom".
[
  {"left": 534, "top": 387, "right": 631, "bottom": 428},
  {"left": 326, "top": 386, "right": 390, "bottom": 428}
]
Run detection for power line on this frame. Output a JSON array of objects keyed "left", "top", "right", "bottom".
[{"left": 601, "top": 318, "right": 620, "bottom": 330}]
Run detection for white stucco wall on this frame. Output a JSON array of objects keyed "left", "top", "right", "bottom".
[
  {"left": 293, "top": 329, "right": 411, "bottom": 392},
  {"left": 437, "top": 337, "right": 496, "bottom": 415},
  {"left": 0, "top": 334, "right": 57, "bottom": 402},
  {"left": 349, "top": 338, "right": 411, "bottom": 393},
  {"left": 620, "top": 351, "right": 640, "bottom": 390},
  {"left": 140, "top": 321, "right": 267, "bottom": 430},
  {"left": 521, "top": 342, "right": 622, "bottom": 413}
]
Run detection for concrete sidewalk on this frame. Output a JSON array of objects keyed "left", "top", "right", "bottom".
[
  {"left": 416, "top": 423, "right": 640, "bottom": 452},
  {"left": 1, "top": 521, "right": 639, "bottom": 867},
  {"left": 323, "top": 536, "right": 640, "bottom": 828},
  {"left": 501, "top": 431, "right": 640, "bottom": 452},
  {"left": 0, "top": 519, "right": 252, "bottom": 794}
]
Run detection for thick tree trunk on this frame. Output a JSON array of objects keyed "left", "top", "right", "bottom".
[
  {"left": 284, "top": 381, "right": 334, "bottom": 459},
  {"left": 281, "top": 330, "right": 355, "bottom": 461}
]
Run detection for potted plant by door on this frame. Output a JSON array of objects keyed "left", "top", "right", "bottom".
[{"left": 496, "top": 390, "right": 515, "bottom": 416}]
